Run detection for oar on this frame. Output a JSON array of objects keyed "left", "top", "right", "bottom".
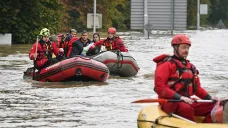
[
  {"left": 33, "top": 35, "right": 39, "bottom": 80},
  {"left": 133, "top": 99, "right": 199, "bottom": 124},
  {"left": 132, "top": 98, "right": 215, "bottom": 103}
]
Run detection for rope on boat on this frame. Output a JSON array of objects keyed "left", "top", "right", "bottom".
[{"left": 137, "top": 119, "right": 180, "bottom": 128}]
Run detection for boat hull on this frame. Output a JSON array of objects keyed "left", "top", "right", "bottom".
[
  {"left": 24, "top": 56, "right": 109, "bottom": 82},
  {"left": 137, "top": 105, "right": 228, "bottom": 128},
  {"left": 93, "top": 51, "right": 139, "bottom": 77}
]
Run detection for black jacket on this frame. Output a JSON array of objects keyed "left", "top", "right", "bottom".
[{"left": 69, "top": 38, "right": 92, "bottom": 57}]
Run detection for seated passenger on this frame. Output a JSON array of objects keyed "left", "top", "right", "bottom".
[
  {"left": 89, "top": 27, "right": 128, "bottom": 52},
  {"left": 68, "top": 30, "right": 92, "bottom": 57},
  {"left": 64, "top": 29, "right": 79, "bottom": 56}
]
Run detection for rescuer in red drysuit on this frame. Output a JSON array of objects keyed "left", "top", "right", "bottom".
[{"left": 153, "top": 34, "right": 215, "bottom": 123}]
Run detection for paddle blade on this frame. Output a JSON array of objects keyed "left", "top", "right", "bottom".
[{"left": 132, "top": 98, "right": 168, "bottom": 103}]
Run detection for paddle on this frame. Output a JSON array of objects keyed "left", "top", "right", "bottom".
[
  {"left": 33, "top": 35, "right": 39, "bottom": 80},
  {"left": 132, "top": 98, "right": 216, "bottom": 103},
  {"left": 134, "top": 98, "right": 204, "bottom": 124}
]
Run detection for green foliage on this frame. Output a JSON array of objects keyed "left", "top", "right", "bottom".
[
  {"left": 63, "top": 0, "right": 92, "bottom": 32},
  {"left": 209, "top": 0, "right": 228, "bottom": 27},
  {"left": 187, "top": 0, "right": 228, "bottom": 28},
  {"left": 0, "top": 0, "right": 130, "bottom": 44},
  {"left": 63, "top": 0, "right": 130, "bottom": 33},
  {"left": 67, "top": 9, "right": 85, "bottom": 31},
  {"left": 200, "top": 0, "right": 211, "bottom": 26},
  {"left": 2, "top": 0, "right": 228, "bottom": 44},
  {"left": 187, "top": 0, "right": 211, "bottom": 28},
  {"left": 0, "top": 0, "right": 65, "bottom": 44},
  {"left": 187, "top": 0, "right": 197, "bottom": 27},
  {"left": 97, "top": 0, "right": 130, "bottom": 30}
]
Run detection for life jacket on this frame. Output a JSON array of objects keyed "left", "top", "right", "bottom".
[
  {"left": 56, "top": 34, "right": 65, "bottom": 48},
  {"left": 65, "top": 37, "right": 78, "bottom": 57},
  {"left": 153, "top": 54, "right": 198, "bottom": 97},
  {"left": 103, "top": 36, "right": 124, "bottom": 51},
  {"left": 57, "top": 40, "right": 65, "bottom": 48},
  {"left": 36, "top": 41, "right": 53, "bottom": 61}
]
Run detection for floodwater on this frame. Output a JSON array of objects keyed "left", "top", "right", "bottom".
[{"left": 0, "top": 30, "right": 228, "bottom": 127}]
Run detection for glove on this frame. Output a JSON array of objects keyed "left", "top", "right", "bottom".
[
  {"left": 59, "top": 48, "right": 64, "bottom": 53},
  {"left": 205, "top": 94, "right": 212, "bottom": 100},
  {"left": 180, "top": 96, "right": 194, "bottom": 104},
  {"left": 89, "top": 41, "right": 100, "bottom": 50},
  {"left": 30, "top": 53, "right": 37, "bottom": 60},
  {"left": 100, "top": 46, "right": 106, "bottom": 51},
  {"left": 89, "top": 44, "right": 96, "bottom": 50}
]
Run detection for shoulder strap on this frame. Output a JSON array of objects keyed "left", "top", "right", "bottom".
[
  {"left": 169, "top": 59, "right": 184, "bottom": 78},
  {"left": 169, "top": 59, "right": 196, "bottom": 96},
  {"left": 190, "top": 63, "right": 198, "bottom": 93}
]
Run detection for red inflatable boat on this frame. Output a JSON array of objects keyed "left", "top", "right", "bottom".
[{"left": 24, "top": 56, "right": 109, "bottom": 82}]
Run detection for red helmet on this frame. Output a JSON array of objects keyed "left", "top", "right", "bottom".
[
  {"left": 171, "top": 34, "right": 191, "bottom": 46},
  {"left": 108, "top": 27, "right": 116, "bottom": 34}
]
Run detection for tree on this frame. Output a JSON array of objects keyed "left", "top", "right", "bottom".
[
  {"left": 187, "top": 0, "right": 211, "bottom": 28},
  {"left": 187, "top": 0, "right": 197, "bottom": 28},
  {"left": 200, "top": 0, "right": 211, "bottom": 27},
  {"left": 0, "top": 0, "right": 65, "bottom": 43},
  {"left": 97, "top": 0, "right": 130, "bottom": 30},
  {"left": 0, "top": 0, "right": 131, "bottom": 43},
  {"left": 62, "top": 0, "right": 130, "bottom": 32},
  {"left": 209, "top": 0, "right": 228, "bottom": 27}
]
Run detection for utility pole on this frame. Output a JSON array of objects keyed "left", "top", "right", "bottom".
[
  {"left": 171, "top": 0, "right": 174, "bottom": 35},
  {"left": 197, "top": 0, "right": 200, "bottom": 30},
  {"left": 93, "top": 0, "right": 96, "bottom": 33},
  {"left": 144, "top": 0, "right": 148, "bottom": 37}
]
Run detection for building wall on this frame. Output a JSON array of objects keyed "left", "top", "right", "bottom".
[{"left": 131, "top": 0, "right": 187, "bottom": 30}]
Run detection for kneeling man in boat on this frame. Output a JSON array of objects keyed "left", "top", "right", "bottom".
[
  {"left": 29, "top": 28, "right": 64, "bottom": 70},
  {"left": 153, "top": 34, "right": 215, "bottom": 123}
]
